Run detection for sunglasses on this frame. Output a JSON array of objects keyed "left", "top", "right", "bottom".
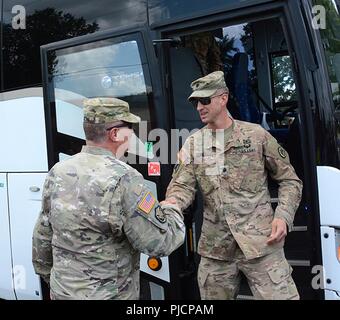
[
  {"left": 106, "top": 122, "right": 133, "bottom": 131},
  {"left": 190, "top": 93, "right": 226, "bottom": 106}
]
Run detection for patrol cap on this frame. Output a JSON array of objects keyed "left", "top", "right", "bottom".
[
  {"left": 83, "top": 97, "right": 141, "bottom": 124},
  {"left": 188, "top": 71, "right": 228, "bottom": 101}
]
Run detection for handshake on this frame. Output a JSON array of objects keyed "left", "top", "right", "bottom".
[{"left": 160, "top": 196, "right": 178, "bottom": 207}]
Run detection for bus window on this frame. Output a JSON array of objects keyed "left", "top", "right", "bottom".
[
  {"left": 44, "top": 35, "right": 153, "bottom": 161},
  {"left": 271, "top": 53, "right": 298, "bottom": 127},
  {"left": 271, "top": 54, "right": 297, "bottom": 104},
  {"left": 2, "top": 1, "right": 148, "bottom": 91},
  {"left": 170, "top": 18, "right": 300, "bottom": 133},
  {"left": 313, "top": 0, "right": 340, "bottom": 161}
]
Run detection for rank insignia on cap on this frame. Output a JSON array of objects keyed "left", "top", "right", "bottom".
[
  {"left": 278, "top": 146, "right": 287, "bottom": 158},
  {"left": 138, "top": 192, "right": 156, "bottom": 214}
]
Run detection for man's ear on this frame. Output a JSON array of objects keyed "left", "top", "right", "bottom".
[
  {"left": 222, "top": 93, "right": 229, "bottom": 105},
  {"left": 108, "top": 128, "right": 119, "bottom": 142}
]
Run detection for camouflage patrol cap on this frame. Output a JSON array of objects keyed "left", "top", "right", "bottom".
[
  {"left": 83, "top": 97, "right": 141, "bottom": 124},
  {"left": 188, "top": 71, "right": 228, "bottom": 101}
]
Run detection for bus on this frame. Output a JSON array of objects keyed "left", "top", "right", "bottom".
[{"left": 0, "top": 0, "right": 339, "bottom": 300}]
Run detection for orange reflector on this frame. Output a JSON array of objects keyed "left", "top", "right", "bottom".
[
  {"left": 338, "top": 246, "right": 340, "bottom": 261},
  {"left": 147, "top": 257, "right": 162, "bottom": 271}
]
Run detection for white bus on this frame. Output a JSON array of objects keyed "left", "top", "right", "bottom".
[{"left": 0, "top": 0, "right": 339, "bottom": 299}]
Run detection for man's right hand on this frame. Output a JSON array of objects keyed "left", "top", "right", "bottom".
[{"left": 267, "top": 218, "right": 287, "bottom": 245}]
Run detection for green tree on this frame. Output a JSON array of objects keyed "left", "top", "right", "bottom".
[
  {"left": 218, "top": 35, "right": 238, "bottom": 75},
  {"left": 272, "top": 55, "right": 297, "bottom": 103}
]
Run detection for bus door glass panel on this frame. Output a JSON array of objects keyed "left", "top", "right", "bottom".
[{"left": 46, "top": 34, "right": 153, "bottom": 162}]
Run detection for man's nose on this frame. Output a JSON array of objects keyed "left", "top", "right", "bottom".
[{"left": 196, "top": 102, "right": 203, "bottom": 111}]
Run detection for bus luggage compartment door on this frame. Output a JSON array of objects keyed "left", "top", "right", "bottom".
[
  {"left": 317, "top": 166, "right": 340, "bottom": 299},
  {"left": 7, "top": 173, "right": 47, "bottom": 300},
  {"left": 0, "top": 173, "right": 16, "bottom": 300}
]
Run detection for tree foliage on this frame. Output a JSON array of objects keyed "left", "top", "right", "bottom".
[
  {"left": 3, "top": 8, "right": 99, "bottom": 89},
  {"left": 272, "top": 55, "right": 297, "bottom": 103}
]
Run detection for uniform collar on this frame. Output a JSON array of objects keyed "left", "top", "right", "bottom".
[
  {"left": 81, "top": 145, "right": 115, "bottom": 157},
  {"left": 203, "top": 119, "right": 244, "bottom": 152},
  {"left": 224, "top": 120, "right": 244, "bottom": 151}
]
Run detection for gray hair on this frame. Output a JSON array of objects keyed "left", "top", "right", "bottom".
[
  {"left": 83, "top": 122, "right": 107, "bottom": 143},
  {"left": 83, "top": 121, "right": 124, "bottom": 143},
  {"left": 215, "top": 87, "right": 229, "bottom": 95}
]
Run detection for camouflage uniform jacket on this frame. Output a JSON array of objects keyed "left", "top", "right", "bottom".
[
  {"left": 166, "top": 120, "right": 302, "bottom": 260},
  {"left": 32, "top": 146, "right": 185, "bottom": 300}
]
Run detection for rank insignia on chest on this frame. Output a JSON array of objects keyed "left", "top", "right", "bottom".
[
  {"left": 138, "top": 192, "right": 156, "bottom": 214},
  {"left": 243, "top": 139, "right": 251, "bottom": 149}
]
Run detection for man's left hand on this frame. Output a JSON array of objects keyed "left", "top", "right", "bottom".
[{"left": 267, "top": 218, "right": 287, "bottom": 245}]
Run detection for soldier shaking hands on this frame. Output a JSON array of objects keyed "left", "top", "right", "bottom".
[{"left": 163, "top": 71, "right": 302, "bottom": 300}]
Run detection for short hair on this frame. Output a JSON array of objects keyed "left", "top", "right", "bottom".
[
  {"left": 215, "top": 87, "right": 229, "bottom": 95},
  {"left": 83, "top": 122, "right": 107, "bottom": 143}
]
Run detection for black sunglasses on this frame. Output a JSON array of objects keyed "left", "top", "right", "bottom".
[
  {"left": 190, "top": 93, "right": 226, "bottom": 106},
  {"left": 106, "top": 122, "right": 133, "bottom": 131}
]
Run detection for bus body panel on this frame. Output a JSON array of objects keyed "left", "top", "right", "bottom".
[
  {"left": 0, "top": 95, "right": 48, "bottom": 172},
  {"left": 318, "top": 166, "right": 340, "bottom": 298},
  {"left": 0, "top": 173, "right": 16, "bottom": 300},
  {"left": 7, "top": 173, "right": 46, "bottom": 300}
]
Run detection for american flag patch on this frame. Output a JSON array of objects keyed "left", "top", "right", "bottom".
[{"left": 137, "top": 192, "right": 156, "bottom": 214}]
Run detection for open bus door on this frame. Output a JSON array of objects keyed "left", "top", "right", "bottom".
[{"left": 40, "top": 26, "right": 184, "bottom": 300}]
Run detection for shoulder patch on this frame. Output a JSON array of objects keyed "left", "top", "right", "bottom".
[
  {"left": 278, "top": 146, "right": 287, "bottom": 159},
  {"left": 155, "top": 206, "right": 167, "bottom": 224},
  {"left": 137, "top": 192, "right": 156, "bottom": 214}
]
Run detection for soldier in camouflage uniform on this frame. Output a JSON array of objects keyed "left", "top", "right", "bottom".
[
  {"left": 32, "top": 97, "right": 185, "bottom": 300},
  {"left": 164, "top": 71, "right": 303, "bottom": 300},
  {"left": 183, "top": 31, "right": 223, "bottom": 75}
]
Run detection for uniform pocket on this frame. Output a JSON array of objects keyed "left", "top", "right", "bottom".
[
  {"left": 230, "top": 156, "right": 263, "bottom": 193},
  {"left": 197, "top": 263, "right": 209, "bottom": 287},
  {"left": 267, "top": 259, "right": 292, "bottom": 284},
  {"left": 198, "top": 176, "right": 219, "bottom": 195},
  {"left": 196, "top": 164, "right": 220, "bottom": 195},
  {"left": 239, "top": 172, "right": 262, "bottom": 193}
]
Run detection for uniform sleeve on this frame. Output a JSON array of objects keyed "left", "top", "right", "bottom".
[
  {"left": 119, "top": 170, "right": 185, "bottom": 257},
  {"left": 263, "top": 130, "right": 303, "bottom": 231},
  {"left": 166, "top": 138, "right": 197, "bottom": 213},
  {"left": 32, "top": 170, "right": 54, "bottom": 284}
]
